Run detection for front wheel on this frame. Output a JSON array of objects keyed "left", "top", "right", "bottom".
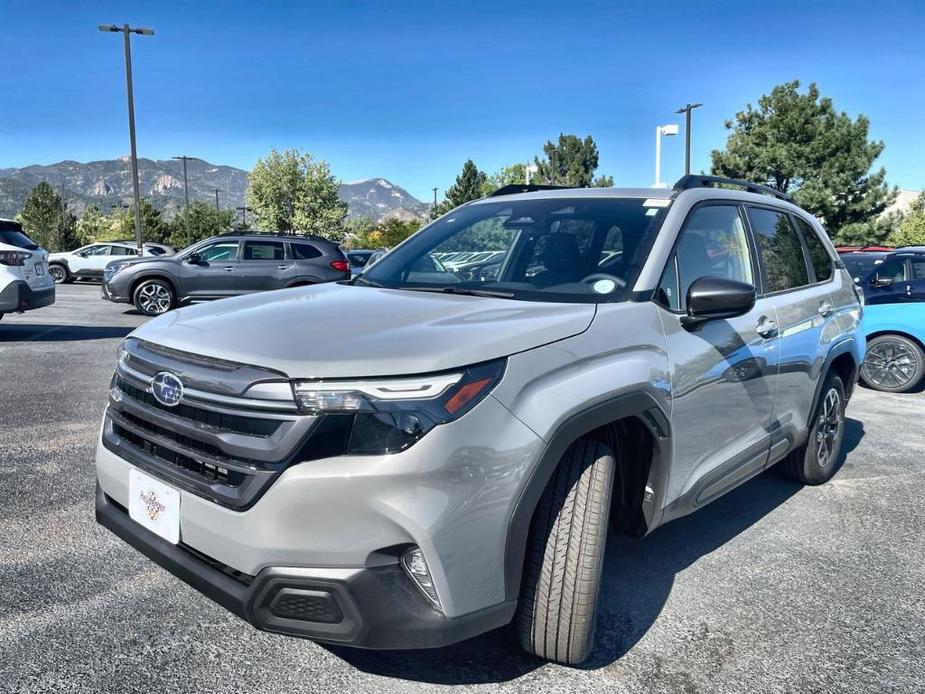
[
  {"left": 516, "top": 438, "right": 615, "bottom": 665},
  {"left": 780, "top": 373, "right": 846, "bottom": 485},
  {"left": 48, "top": 264, "right": 71, "bottom": 284},
  {"left": 860, "top": 334, "right": 925, "bottom": 393},
  {"left": 133, "top": 279, "right": 176, "bottom": 316}
]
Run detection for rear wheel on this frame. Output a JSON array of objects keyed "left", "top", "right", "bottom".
[
  {"left": 860, "top": 334, "right": 924, "bottom": 393},
  {"left": 48, "top": 263, "right": 71, "bottom": 284},
  {"left": 780, "top": 373, "right": 846, "bottom": 485},
  {"left": 133, "top": 279, "right": 176, "bottom": 316},
  {"left": 516, "top": 438, "right": 615, "bottom": 665}
]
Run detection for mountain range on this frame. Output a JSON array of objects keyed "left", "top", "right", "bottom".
[{"left": 0, "top": 158, "right": 428, "bottom": 223}]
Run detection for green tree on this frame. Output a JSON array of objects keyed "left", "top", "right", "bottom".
[
  {"left": 711, "top": 80, "right": 896, "bottom": 237},
  {"left": 129, "top": 199, "right": 170, "bottom": 244},
  {"left": 354, "top": 217, "right": 422, "bottom": 249},
  {"left": 19, "top": 182, "right": 80, "bottom": 251},
  {"left": 532, "top": 134, "right": 611, "bottom": 187},
  {"left": 343, "top": 216, "right": 376, "bottom": 249},
  {"left": 431, "top": 159, "right": 487, "bottom": 219},
  {"left": 170, "top": 201, "right": 235, "bottom": 249},
  {"left": 246, "top": 148, "right": 348, "bottom": 239},
  {"left": 482, "top": 163, "right": 528, "bottom": 196},
  {"left": 76, "top": 204, "right": 108, "bottom": 244},
  {"left": 887, "top": 192, "right": 925, "bottom": 247}
]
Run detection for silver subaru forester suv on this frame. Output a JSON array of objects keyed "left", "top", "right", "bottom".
[{"left": 96, "top": 176, "right": 864, "bottom": 664}]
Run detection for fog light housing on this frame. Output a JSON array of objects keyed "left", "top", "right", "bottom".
[{"left": 401, "top": 547, "right": 443, "bottom": 611}]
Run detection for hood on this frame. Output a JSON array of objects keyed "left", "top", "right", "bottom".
[
  {"left": 106, "top": 256, "right": 165, "bottom": 269},
  {"left": 131, "top": 283, "right": 596, "bottom": 378}
]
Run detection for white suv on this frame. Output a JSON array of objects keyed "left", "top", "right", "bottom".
[
  {"left": 0, "top": 220, "right": 55, "bottom": 321},
  {"left": 48, "top": 241, "right": 174, "bottom": 284}
]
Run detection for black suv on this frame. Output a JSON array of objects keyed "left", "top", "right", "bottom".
[{"left": 101, "top": 233, "right": 350, "bottom": 316}]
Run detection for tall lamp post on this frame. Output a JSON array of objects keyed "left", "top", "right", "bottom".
[
  {"left": 212, "top": 188, "right": 222, "bottom": 211},
  {"left": 675, "top": 103, "right": 703, "bottom": 175},
  {"left": 173, "top": 155, "right": 192, "bottom": 240},
  {"left": 236, "top": 206, "right": 252, "bottom": 227},
  {"left": 654, "top": 124, "right": 679, "bottom": 188},
  {"left": 99, "top": 24, "right": 154, "bottom": 254}
]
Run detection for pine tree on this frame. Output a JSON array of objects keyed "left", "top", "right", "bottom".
[
  {"left": 445, "top": 160, "right": 487, "bottom": 208},
  {"left": 533, "top": 134, "right": 608, "bottom": 188},
  {"left": 19, "top": 182, "right": 80, "bottom": 251}
]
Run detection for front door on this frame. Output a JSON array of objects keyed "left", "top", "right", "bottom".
[
  {"left": 180, "top": 240, "right": 241, "bottom": 298},
  {"left": 656, "top": 203, "right": 779, "bottom": 508},
  {"left": 865, "top": 255, "right": 908, "bottom": 305}
]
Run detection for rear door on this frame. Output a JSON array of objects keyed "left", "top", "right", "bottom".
[
  {"left": 656, "top": 202, "right": 779, "bottom": 506},
  {"left": 747, "top": 206, "right": 839, "bottom": 441},
  {"left": 180, "top": 240, "right": 241, "bottom": 298},
  {"left": 236, "top": 240, "right": 290, "bottom": 292},
  {"left": 907, "top": 254, "right": 925, "bottom": 301}
]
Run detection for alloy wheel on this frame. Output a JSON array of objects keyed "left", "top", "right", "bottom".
[
  {"left": 49, "top": 265, "right": 66, "bottom": 283},
  {"left": 136, "top": 283, "right": 172, "bottom": 315},
  {"left": 815, "top": 388, "right": 842, "bottom": 468},
  {"left": 863, "top": 340, "right": 919, "bottom": 391}
]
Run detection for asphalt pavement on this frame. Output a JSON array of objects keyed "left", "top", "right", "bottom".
[{"left": 1, "top": 282, "right": 922, "bottom": 693}]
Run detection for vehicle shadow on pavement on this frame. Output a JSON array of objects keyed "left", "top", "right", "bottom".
[
  {"left": 325, "top": 419, "right": 865, "bottom": 684},
  {"left": 0, "top": 324, "right": 135, "bottom": 342}
]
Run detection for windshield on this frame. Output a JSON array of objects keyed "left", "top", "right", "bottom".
[
  {"left": 360, "top": 197, "right": 669, "bottom": 302},
  {"left": 840, "top": 253, "right": 886, "bottom": 281},
  {"left": 0, "top": 224, "right": 39, "bottom": 250}
]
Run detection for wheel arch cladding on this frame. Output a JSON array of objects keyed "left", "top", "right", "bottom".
[
  {"left": 132, "top": 274, "right": 178, "bottom": 300},
  {"left": 503, "top": 391, "right": 671, "bottom": 601},
  {"left": 808, "top": 340, "right": 859, "bottom": 428}
]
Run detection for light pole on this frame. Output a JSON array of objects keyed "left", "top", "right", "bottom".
[
  {"left": 236, "top": 206, "right": 252, "bottom": 227},
  {"left": 212, "top": 188, "right": 222, "bottom": 211},
  {"left": 172, "top": 155, "right": 192, "bottom": 215},
  {"left": 99, "top": 24, "right": 154, "bottom": 254},
  {"left": 525, "top": 163, "right": 538, "bottom": 185},
  {"left": 432, "top": 187, "right": 438, "bottom": 208},
  {"left": 675, "top": 103, "right": 703, "bottom": 175},
  {"left": 654, "top": 124, "right": 679, "bottom": 188}
]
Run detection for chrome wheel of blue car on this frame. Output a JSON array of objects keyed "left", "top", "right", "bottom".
[{"left": 861, "top": 335, "right": 925, "bottom": 393}]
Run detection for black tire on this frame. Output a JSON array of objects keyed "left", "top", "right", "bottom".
[
  {"left": 133, "top": 279, "right": 176, "bottom": 316},
  {"left": 516, "top": 438, "right": 615, "bottom": 665},
  {"left": 780, "top": 373, "right": 846, "bottom": 485},
  {"left": 860, "top": 334, "right": 925, "bottom": 393},
  {"left": 48, "top": 263, "right": 72, "bottom": 284}
]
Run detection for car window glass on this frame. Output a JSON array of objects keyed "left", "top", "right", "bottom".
[
  {"left": 243, "top": 241, "right": 285, "bottom": 260},
  {"left": 794, "top": 217, "right": 833, "bottom": 282},
  {"left": 910, "top": 257, "right": 925, "bottom": 280},
  {"left": 85, "top": 245, "right": 111, "bottom": 256},
  {"left": 876, "top": 258, "right": 906, "bottom": 282},
  {"left": 658, "top": 204, "right": 754, "bottom": 311},
  {"left": 428, "top": 218, "right": 517, "bottom": 284},
  {"left": 291, "top": 243, "right": 322, "bottom": 260},
  {"left": 747, "top": 207, "right": 809, "bottom": 292},
  {"left": 198, "top": 242, "right": 239, "bottom": 262}
]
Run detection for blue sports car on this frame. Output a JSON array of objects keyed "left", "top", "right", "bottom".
[{"left": 841, "top": 247, "right": 925, "bottom": 392}]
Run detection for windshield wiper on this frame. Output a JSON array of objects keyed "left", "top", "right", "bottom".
[{"left": 405, "top": 285, "right": 516, "bottom": 299}]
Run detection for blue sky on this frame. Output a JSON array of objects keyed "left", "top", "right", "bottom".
[{"left": 1, "top": 0, "right": 923, "bottom": 201}]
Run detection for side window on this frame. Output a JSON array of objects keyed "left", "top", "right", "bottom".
[
  {"left": 85, "top": 245, "right": 110, "bottom": 256},
  {"left": 910, "top": 256, "right": 925, "bottom": 280},
  {"left": 291, "top": 243, "right": 322, "bottom": 260},
  {"left": 747, "top": 207, "right": 809, "bottom": 292},
  {"left": 794, "top": 216, "right": 833, "bottom": 282},
  {"left": 243, "top": 241, "right": 285, "bottom": 260},
  {"left": 875, "top": 257, "right": 906, "bottom": 283},
  {"left": 657, "top": 204, "right": 754, "bottom": 311},
  {"left": 121, "top": 247, "right": 138, "bottom": 256},
  {"left": 197, "top": 242, "right": 239, "bottom": 262}
]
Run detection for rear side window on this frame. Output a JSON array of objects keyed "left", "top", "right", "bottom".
[
  {"left": 794, "top": 216, "right": 833, "bottom": 282},
  {"left": 657, "top": 204, "right": 754, "bottom": 311},
  {"left": 0, "top": 228, "right": 39, "bottom": 249},
  {"left": 243, "top": 241, "right": 285, "bottom": 260},
  {"left": 911, "top": 256, "right": 925, "bottom": 280},
  {"left": 291, "top": 243, "right": 322, "bottom": 260},
  {"left": 747, "top": 207, "right": 809, "bottom": 292}
]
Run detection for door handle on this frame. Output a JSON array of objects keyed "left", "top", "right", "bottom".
[
  {"left": 277, "top": 265, "right": 288, "bottom": 270},
  {"left": 907, "top": 284, "right": 912, "bottom": 296},
  {"left": 223, "top": 266, "right": 235, "bottom": 272},
  {"left": 756, "top": 316, "right": 778, "bottom": 338},
  {"left": 818, "top": 301, "right": 834, "bottom": 317}
]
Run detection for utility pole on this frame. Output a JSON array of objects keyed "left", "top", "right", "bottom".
[
  {"left": 212, "top": 188, "right": 222, "bottom": 211},
  {"left": 172, "top": 155, "right": 192, "bottom": 241},
  {"left": 99, "top": 24, "right": 154, "bottom": 254},
  {"left": 236, "top": 206, "right": 252, "bottom": 227},
  {"left": 432, "top": 187, "right": 438, "bottom": 208},
  {"left": 675, "top": 103, "right": 703, "bottom": 175}
]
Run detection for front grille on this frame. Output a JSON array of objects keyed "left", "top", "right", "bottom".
[
  {"left": 112, "top": 414, "right": 249, "bottom": 487},
  {"left": 117, "top": 377, "right": 281, "bottom": 437}
]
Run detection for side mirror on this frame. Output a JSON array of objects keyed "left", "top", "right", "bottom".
[
  {"left": 187, "top": 252, "right": 202, "bottom": 264},
  {"left": 681, "top": 276, "right": 757, "bottom": 329},
  {"left": 871, "top": 275, "right": 893, "bottom": 287}
]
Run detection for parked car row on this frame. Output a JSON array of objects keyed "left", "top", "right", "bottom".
[{"left": 48, "top": 240, "right": 175, "bottom": 283}]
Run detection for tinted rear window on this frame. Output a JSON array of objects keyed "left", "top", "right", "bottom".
[
  {"left": 841, "top": 253, "right": 886, "bottom": 280},
  {"left": 291, "top": 243, "right": 322, "bottom": 260},
  {"left": 243, "top": 241, "right": 286, "bottom": 260},
  {"left": 747, "top": 207, "right": 810, "bottom": 292},
  {"left": 0, "top": 225, "right": 39, "bottom": 250},
  {"left": 794, "top": 217, "right": 833, "bottom": 282}
]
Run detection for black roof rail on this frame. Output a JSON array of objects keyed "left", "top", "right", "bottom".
[
  {"left": 673, "top": 174, "right": 793, "bottom": 202},
  {"left": 216, "top": 230, "right": 329, "bottom": 241},
  {"left": 489, "top": 184, "right": 574, "bottom": 197}
]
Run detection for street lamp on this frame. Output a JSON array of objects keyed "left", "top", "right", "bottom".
[
  {"left": 172, "top": 155, "right": 192, "bottom": 216},
  {"left": 212, "top": 188, "right": 222, "bottom": 211},
  {"left": 99, "top": 24, "right": 154, "bottom": 254},
  {"left": 675, "top": 103, "right": 703, "bottom": 175},
  {"left": 236, "top": 206, "right": 253, "bottom": 227},
  {"left": 654, "top": 124, "right": 679, "bottom": 188},
  {"left": 525, "top": 163, "right": 538, "bottom": 185}
]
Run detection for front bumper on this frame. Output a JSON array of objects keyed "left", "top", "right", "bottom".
[
  {"left": 0, "top": 281, "right": 55, "bottom": 313},
  {"left": 96, "top": 484, "right": 515, "bottom": 649},
  {"left": 101, "top": 280, "right": 130, "bottom": 304}
]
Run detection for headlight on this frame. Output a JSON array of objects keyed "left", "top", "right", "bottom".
[
  {"left": 104, "top": 263, "right": 126, "bottom": 281},
  {"left": 292, "top": 359, "right": 505, "bottom": 454}
]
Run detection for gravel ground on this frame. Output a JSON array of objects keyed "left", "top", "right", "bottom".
[{"left": 1, "top": 282, "right": 923, "bottom": 694}]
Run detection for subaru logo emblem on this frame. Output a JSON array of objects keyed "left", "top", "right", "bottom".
[{"left": 152, "top": 372, "right": 184, "bottom": 407}]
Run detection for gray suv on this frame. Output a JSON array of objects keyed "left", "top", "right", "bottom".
[
  {"left": 101, "top": 232, "right": 350, "bottom": 316},
  {"left": 95, "top": 176, "right": 864, "bottom": 664}
]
